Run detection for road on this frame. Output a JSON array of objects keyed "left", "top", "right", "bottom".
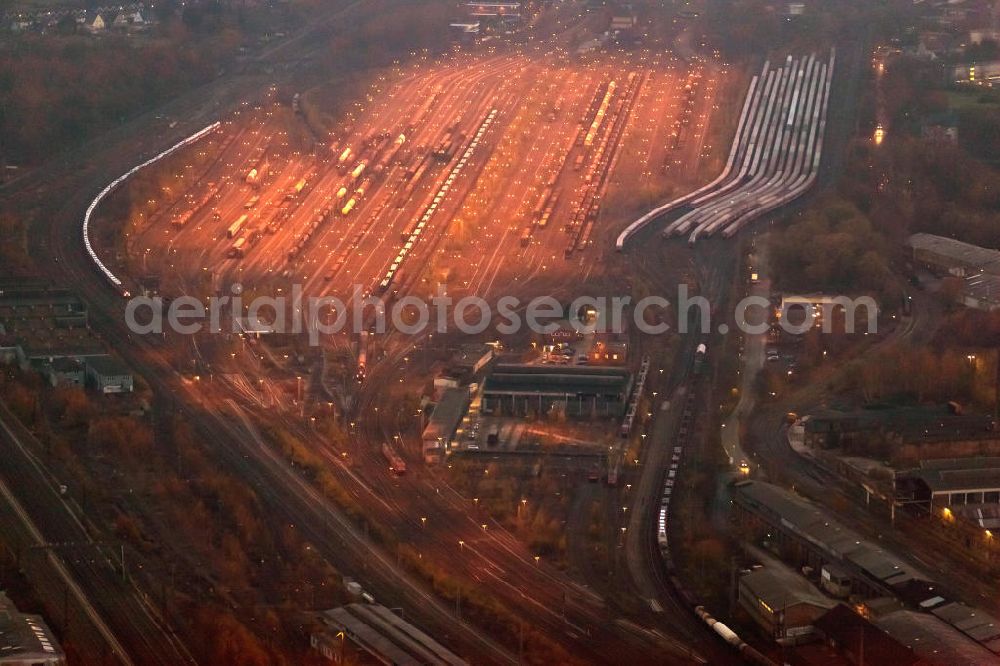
[{"left": 720, "top": 241, "right": 768, "bottom": 471}]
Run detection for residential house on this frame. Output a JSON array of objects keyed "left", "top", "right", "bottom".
[{"left": 83, "top": 11, "right": 105, "bottom": 33}]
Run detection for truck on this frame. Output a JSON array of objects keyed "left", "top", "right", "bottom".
[
  {"left": 227, "top": 214, "right": 248, "bottom": 238},
  {"left": 244, "top": 195, "right": 260, "bottom": 209}
]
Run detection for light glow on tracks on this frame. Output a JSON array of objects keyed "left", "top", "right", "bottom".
[{"left": 616, "top": 50, "right": 835, "bottom": 250}]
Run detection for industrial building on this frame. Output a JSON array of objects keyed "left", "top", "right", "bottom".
[
  {"left": 85, "top": 355, "right": 135, "bottom": 394},
  {"left": 0, "top": 283, "right": 104, "bottom": 360},
  {"left": 481, "top": 364, "right": 632, "bottom": 418},
  {"left": 448, "top": 21, "right": 480, "bottom": 43},
  {"left": 812, "top": 605, "right": 921, "bottom": 666},
  {"left": 802, "top": 407, "right": 999, "bottom": 461},
  {"left": 875, "top": 607, "right": 1000, "bottom": 664},
  {"left": 310, "top": 602, "right": 467, "bottom": 665},
  {"left": 40, "top": 357, "right": 85, "bottom": 387},
  {"left": 960, "top": 272, "right": 1000, "bottom": 311},
  {"left": 778, "top": 294, "right": 874, "bottom": 331},
  {"left": 0, "top": 591, "right": 65, "bottom": 665},
  {"left": 953, "top": 60, "right": 1000, "bottom": 84},
  {"left": 463, "top": 2, "right": 520, "bottom": 32},
  {"left": 896, "top": 457, "right": 1000, "bottom": 509},
  {"left": 448, "top": 343, "right": 495, "bottom": 377},
  {"left": 733, "top": 481, "right": 1000, "bottom": 659},
  {"left": 907, "top": 233, "right": 1000, "bottom": 278},
  {"left": 737, "top": 566, "right": 838, "bottom": 642},
  {"left": 421, "top": 387, "right": 470, "bottom": 463},
  {"left": 732, "top": 481, "right": 925, "bottom": 598}
]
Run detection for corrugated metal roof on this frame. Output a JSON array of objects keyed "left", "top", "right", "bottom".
[{"left": 908, "top": 233, "right": 1000, "bottom": 274}]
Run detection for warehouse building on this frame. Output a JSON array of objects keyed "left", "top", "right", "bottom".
[
  {"left": 481, "top": 364, "right": 632, "bottom": 418},
  {"left": 311, "top": 603, "right": 467, "bottom": 665},
  {"left": 813, "top": 605, "right": 921, "bottom": 665},
  {"left": 0, "top": 282, "right": 107, "bottom": 361},
  {"left": 737, "top": 566, "right": 838, "bottom": 642},
  {"left": 421, "top": 387, "right": 470, "bottom": 463},
  {"left": 876, "top": 607, "right": 1000, "bottom": 664},
  {"left": 41, "top": 357, "right": 85, "bottom": 387},
  {"left": 907, "top": 233, "right": 1000, "bottom": 278},
  {"left": 960, "top": 272, "right": 1000, "bottom": 311},
  {"left": 448, "top": 343, "right": 495, "bottom": 377},
  {"left": 896, "top": 457, "right": 1000, "bottom": 509},
  {"left": 463, "top": 2, "right": 520, "bottom": 32},
  {"left": 0, "top": 591, "right": 65, "bottom": 665},
  {"left": 732, "top": 481, "right": 925, "bottom": 598},
  {"left": 85, "top": 355, "right": 134, "bottom": 394},
  {"left": 734, "top": 481, "right": 1000, "bottom": 658},
  {"left": 802, "top": 406, "right": 999, "bottom": 460}
]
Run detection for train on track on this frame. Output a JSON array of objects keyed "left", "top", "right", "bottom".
[
  {"left": 84, "top": 121, "right": 221, "bottom": 298},
  {"left": 652, "top": 340, "right": 776, "bottom": 665}
]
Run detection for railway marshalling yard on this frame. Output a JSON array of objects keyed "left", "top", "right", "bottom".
[{"left": 113, "top": 42, "right": 725, "bottom": 335}]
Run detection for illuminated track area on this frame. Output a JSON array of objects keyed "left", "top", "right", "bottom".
[
  {"left": 616, "top": 51, "right": 834, "bottom": 249},
  {"left": 115, "top": 47, "right": 720, "bottom": 309}
]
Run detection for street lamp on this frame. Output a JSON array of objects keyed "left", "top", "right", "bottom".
[
  {"left": 421, "top": 517, "right": 427, "bottom": 528},
  {"left": 458, "top": 540, "right": 465, "bottom": 550}
]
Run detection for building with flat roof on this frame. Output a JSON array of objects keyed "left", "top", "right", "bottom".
[
  {"left": 41, "top": 357, "right": 85, "bottom": 387},
  {"left": 422, "top": 387, "right": 470, "bottom": 463},
  {"left": 481, "top": 364, "right": 632, "bottom": 418},
  {"left": 449, "top": 21, "right": 480, "bottom": 42},
  {"left": 0, "top": 591, "right": 65, "bottom": 665},
  {"left": 0, "top": 285, "right": 104, "bottom": 360},
  {"left": 449, "top": 343, "right": 494, "bottom": 377},
  {"left": 465, "top": 2, "right": 520, "bottom": 17},
  {"left": 311, "top": 603, "right": 467, "bottom": 665},
  {"left": 85, "top": 355, "right": 134, "bottom": 394}
]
